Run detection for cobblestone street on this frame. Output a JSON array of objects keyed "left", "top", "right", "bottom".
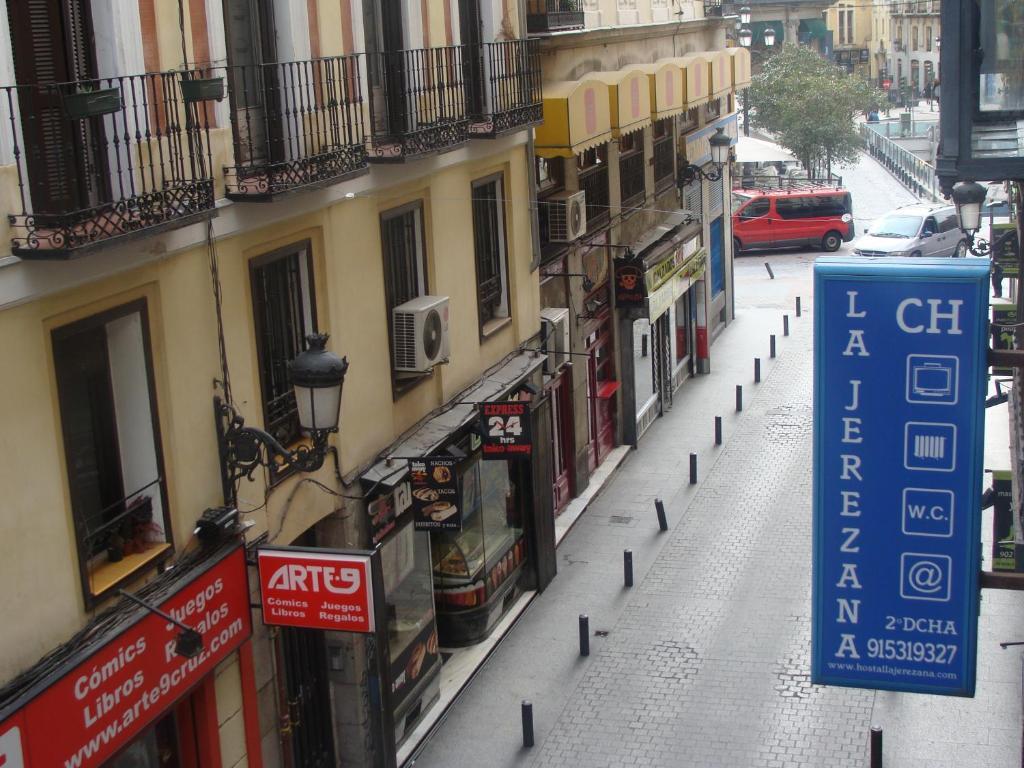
[{"left": 410, "top": 154, "right": 1024, "bottom": 768}]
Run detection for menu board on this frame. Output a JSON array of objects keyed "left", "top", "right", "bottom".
[{"left": 411, "top": 457, "right": 461, "bottom": 530}]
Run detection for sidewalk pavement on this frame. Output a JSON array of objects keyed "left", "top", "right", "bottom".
[{"left": 410, "top": 153, "right": 1024, "bottom": 768}]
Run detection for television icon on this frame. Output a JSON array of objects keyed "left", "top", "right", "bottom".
[{"left": 906, "top": 355, "right": 959, "bottom": 405}]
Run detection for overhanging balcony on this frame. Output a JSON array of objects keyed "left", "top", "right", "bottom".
[
  {"left": 5, "top": 72, "right": 215, "bottom": 259},
  {"left": 527, "top": 0, "right": 586, "bottom": 33},
  {"left": 468, "top": 40, "right": 543, "bottom": 137},
  {"left": 367, "top": 46, "right": 470, "bottom": 160},
  {"left": 223, "top": 55, "right": 367, "bottom": 200}
]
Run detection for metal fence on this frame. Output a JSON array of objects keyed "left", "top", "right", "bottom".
[{"left": 860, "top": 122, "right": 942, "bottom": 202}]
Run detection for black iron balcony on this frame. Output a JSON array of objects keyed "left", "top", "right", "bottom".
[
  {"left": 5, "top": 71, "right": 215, "bottom": 258},
  {"left": 468, "top": 40, "right": 543, "bottom": 137},
  {"left": 367, "top": 46, "right": 470, "bottom": 160},
  {"left": 527, "top": 0, "right": 586, "bottom": 33},
  {"left": 223, "top": 55, "right": 367, "bottom": 200}
]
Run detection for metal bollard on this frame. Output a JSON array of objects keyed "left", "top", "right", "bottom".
[
  {"left": 579, "top": 615, "right": 590, "bottom": 657},
  {"left": 796, "top": 296, "right": 802, "bottom": 317},
  {"left": 869, "top": 726, "right": 882, "bottom": 768},
  {"left": 783, "top": 315, "right": 790, "bottom": 337},
  {"left": 624, "top": 550, "right": 633, "bottom": 587},
  {"left": 736, "top": 385, "right": 743, "bottom": 412},
  {"left": 522, "top": 701, "right": 535, "bottom": 748},
  {"left": 764, "top": 262, "right": 775, "bottom": 279},
  {"left": 770, "top": 334, "right": 776, "bottom": 359},
  {"left": 689, "top": 453, "right": 697, "bottom": 484},
  {"left": 715, "top": 416, "right": 722, "bottom": 445},
  {"left": 655, "top": 498, "right": 668, "bottom": 531},
  {"left": 754, "top": 358, "right": 761, "bottom": 383}
]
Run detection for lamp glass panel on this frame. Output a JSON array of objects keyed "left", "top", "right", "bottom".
[
  {"left": 977, "top": 0, "right": 1024, "bottom": 112},
  {"left": 957, "top": 201, "right": 983, "bottom": 233},
  {"left": 294, "top": 384, "right": 342, "bottom": 431}
]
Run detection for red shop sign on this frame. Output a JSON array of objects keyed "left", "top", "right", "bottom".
[
  {"left": 0, "top": 545, "right": 250, "bottom": 768},
  {"left": 257, "top": 548, "right": 375, "bottom": 634}
]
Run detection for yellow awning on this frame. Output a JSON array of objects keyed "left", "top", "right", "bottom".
[
  {"left": 725, "top": 47, "right": 751, "bottom": 90},
  {"left": 589, "top": 69, "right": 653, "bottom": 136},
  {"left": 666, "top": 53, "right": 711, "bottom": 109},
  {"left": 708, "top": 50, "right": 732, "bottom": 97},
  {"left": 633, "top": 62, "right": 687, "bottom": 121},
  {"left": 535, "top": 79, "right": 613, "bottom": 158}
]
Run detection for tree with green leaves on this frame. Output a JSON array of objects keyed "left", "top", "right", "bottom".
[{"left": 748, "top": 44, "right": 885, "bottom": 177}]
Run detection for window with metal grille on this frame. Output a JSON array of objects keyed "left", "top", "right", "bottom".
[
  {"left": 652, "top": 119, "right": 675, "bottom": 190},
  {"left": 52, "top": 300, "right": 171, "bottom": 605},
  {"left": 381, "top": 203, "right": 428, "bottom": 377},
  {"left": 619, "top": 131, "right": 645, "bottom": 208},
  {"left": 251, "top": 242, "right": 317, "bottom": 447},
  {"left": 472, "top": 175, "right": 510, "bottom": 328},
  {"left": 578, "top": 145, "right": 609, "bottom": 231}
]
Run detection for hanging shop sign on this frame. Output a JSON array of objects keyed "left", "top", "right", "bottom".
[
  {"left": 480, "top": 401, "right": 533, "bottom": 460},
  {"left": 811, "top": 257, "right": 988, "bottom": 697},
  {"left": 369, "top": 482, "right": 412, "bottom": 545},
  {"left": 0, "top": 545, "right": 250, "bottom": 768},
  {"left": 257, "top": 547, "right": 375, "bottom": 633},
  {"left": 410, "top": 457, "right": 461, "bottom": 530},
  {"left": 615, "top": 255, "right": 647, "bottom": 309}
]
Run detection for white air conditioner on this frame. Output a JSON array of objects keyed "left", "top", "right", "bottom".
[
  {"left": 548, "top": 190, "right": 587, "bottom": 242},
  {"left": 540, "top": 307, "right": 570, "bottom": 374},
  {"left": 392, "top": 295, "right": 450, "bottom": 372}
]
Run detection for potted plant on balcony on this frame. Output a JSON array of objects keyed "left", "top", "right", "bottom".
[
  {"left": 180, "top": 71, "right": 225, "bottom": 103},
  {"left": 63, "top": 85, "right": 122, "bottom": 119}
]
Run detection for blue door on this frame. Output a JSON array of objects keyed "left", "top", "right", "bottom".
[{"left": 710, "top": 216, "right": 724, "bottom": 297}]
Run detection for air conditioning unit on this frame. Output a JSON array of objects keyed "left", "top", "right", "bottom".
[
  {"left": 540, "top": 307, "right": 570, "bottom": 374},
  {"left": 548, "top": 190, "right": 587, "bottom": 242},
  {"left": 392, "top": 296, "right": 450, "bottom": 373}
]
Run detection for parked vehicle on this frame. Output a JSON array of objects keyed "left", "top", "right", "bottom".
[
  {"left": 732, "top": 186, "right": 854, "bottom": 253},
  {"left": 852, "top": 203, "right": 968, "bottom": 258}
]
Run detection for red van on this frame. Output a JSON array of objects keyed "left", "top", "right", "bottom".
[{"left": 732, "top": 187, "right": 854, "bottom": 253}]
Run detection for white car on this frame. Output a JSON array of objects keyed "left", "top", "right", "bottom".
[{"left": 853, "top": 204, "right": 968, "bottom": 258}]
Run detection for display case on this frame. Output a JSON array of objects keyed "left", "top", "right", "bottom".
[
  {"left": 381, "top": 518, "right": 440, "bottom": 740},
  {"left": 431, "top": 453, "right": 526, "bottom": 646}
]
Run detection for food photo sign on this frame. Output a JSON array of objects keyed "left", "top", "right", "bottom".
[{"left": 411, "top": 457, "right": 461, "bottom": 530}]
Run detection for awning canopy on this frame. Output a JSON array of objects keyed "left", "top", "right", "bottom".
[
  {"left": 633, "top": 61, "right": 687, "bottom": 121},
  {"left": 726, "top": 47, "right": 751, "bottom": 90},
  {"left": 534, "top": 78, "right": 613, "bottom": 158},
  {"left": 799, "top": 18, "right": 829, "bottom": 41},
  {"left": 589, "top": 68, "right": 653, "bottom": 136},
  {"left": 708, "top": 50, "right": 731, "bottom": 97},
  {"left": 734, "top": 135, "right": 797, "bottom": 163},
  {"left": 751, "top": 21, "right": 785, "bottom": 46},
  {"left": 667, "top": 53, "right": 711, "bottom": 109}
]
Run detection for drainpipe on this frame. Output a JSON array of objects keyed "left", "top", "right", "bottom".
[{"left": 520, "top": 1, "right": 543, "bottom": 272}]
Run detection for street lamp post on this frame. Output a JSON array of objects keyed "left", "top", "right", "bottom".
[{"left": 740, "top": 25, "right": 775, "bottom": 137}]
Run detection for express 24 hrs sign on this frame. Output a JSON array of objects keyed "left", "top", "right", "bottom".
[{"left": 480, "top": 401, "right": 532, "bottom": 459}]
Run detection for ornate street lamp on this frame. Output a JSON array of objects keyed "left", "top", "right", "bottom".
[
  {"left": 678, "top": 128, "right": 733, "bottom": 185},
  {"left": 951, "top": 180, "right": 990, "bottom": 254},
  {"left": 739, "top": 26, "right": 753, "bottom": 47},
  {"left": 764, "top": 26, "right": 776, "bottom": 47},
  {"left": 215, "top": 333, "right": 349, "bottom": 503},
  {"left": 739, "top": 5, "right": 751, "bottom": 25}
]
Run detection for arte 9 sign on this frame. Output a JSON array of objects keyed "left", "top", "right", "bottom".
[
  {"left": 258, "top": 548, "right": 375, "bottom": 633},
  {"left": 0, "top": 546, "right": 250, "bottom": 768}
]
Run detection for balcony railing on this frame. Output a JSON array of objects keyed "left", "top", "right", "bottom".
[
  {"left": 527, "top": 0, "right": 586, "bottom": 33},
  {"left": 367, "top": 46, "right": 469, "bottom": 160},
  {"left": 223, "top": 55, "right": 367, "bottom": 200},
  {"left": 4, "top": 72, "right": 215, "bottom": 258},
  {"left": 619, "top": 150, "right": 646, "bottom": 208},
  {"left": 468, "top": 40, "right": 543, "bottom": 136},
  {"left": 578, "top": 165, "right": 609, "bottom": 233}
]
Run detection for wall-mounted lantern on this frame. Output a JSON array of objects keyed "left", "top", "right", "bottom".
[{"left": 678, "top": 128, "right": 733, "bottom": 185}]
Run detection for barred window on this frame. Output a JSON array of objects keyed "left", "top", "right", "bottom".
[{"left": 472, "top": 175, "right": 510, "bottom": 328}]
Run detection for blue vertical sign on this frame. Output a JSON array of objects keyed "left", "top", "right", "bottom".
[{"left": 812, "top": 257, "right": 989, "bottom": 696}]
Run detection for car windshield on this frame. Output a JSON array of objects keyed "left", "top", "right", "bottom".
[
  {"left": 868, "top": 214, "right": 921, "bottom": 238},
  {"left": 732, "top": 193, "right": 752, "bottom": 214}
]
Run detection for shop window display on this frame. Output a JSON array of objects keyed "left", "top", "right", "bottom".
[{"left": 431, "top": 452, "right": 526, "bottom": 646}]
